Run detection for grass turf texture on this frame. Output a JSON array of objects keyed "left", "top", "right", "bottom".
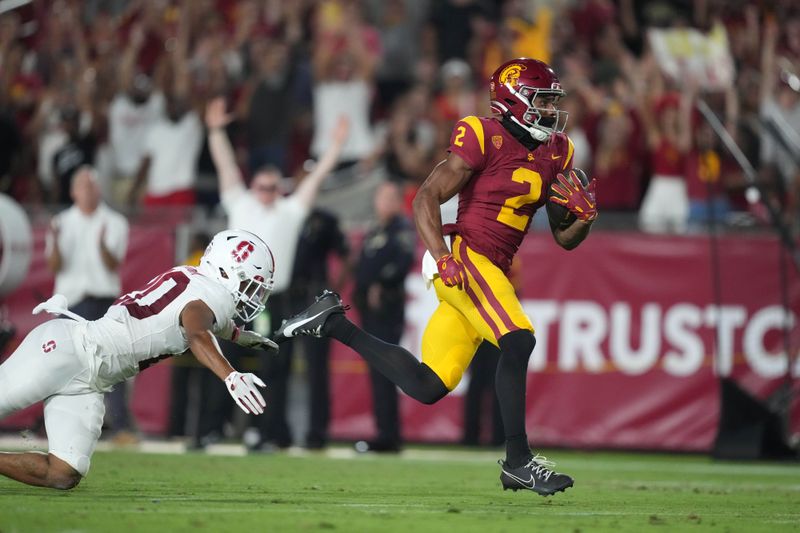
[{"left": 0, "top": 448, "right": 798, "bottom": 532}]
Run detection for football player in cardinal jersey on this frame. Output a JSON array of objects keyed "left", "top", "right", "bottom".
[
  {"left": 276, "top": 58, "right": 597, "bottom": 496},
  {"left": 0, "top": 229, "right": 277, "bottom": 489}
]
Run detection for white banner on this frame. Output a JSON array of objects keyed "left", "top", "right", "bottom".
[{"left": 648, "top": 23, "right": 735, "bottom": 91}]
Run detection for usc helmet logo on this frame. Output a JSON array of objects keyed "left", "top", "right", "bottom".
[{"left": 498, "top": 64, "right": 526, "bottom": 87}]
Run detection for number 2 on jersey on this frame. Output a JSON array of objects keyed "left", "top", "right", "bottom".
[
  {"left": 496, "top": 168, "right": 543, "bottom": 231},
  {"left": 453, "top": 126, "right": 466, "bottom": 147}
]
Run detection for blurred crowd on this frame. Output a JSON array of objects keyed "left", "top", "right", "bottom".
[{"left": 0, "top": 0, "right": 798, "bottom": 233}]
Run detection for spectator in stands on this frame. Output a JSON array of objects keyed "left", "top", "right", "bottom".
[
  {"left": 353, "top": 180, "right": 416, "bottom": 453},
  {"left": 107, "top": 24, "right": 165, "bottom": 208},
  {"left": 240, "top": 4, "right": 303, "bottom": 176},
  {"left": 366, "top": 0, "right": 428, "bottom": 112},
  {"left": 242, "top": 35, "right": 301, "bottom": 176},
  {"left": 311, "top": 0, "right": 379, "bottom": 171},
  {"left": 685, "top": 111, "right": 735, "bottom": 229},
  {"left": 427, "top": 0, "right": 487, "bottom": 64},
  {"left": 52, "top": 106, "right": 97, "bottom": 206},
  {"left": 205, "top": 97, "right": 349, "bottom": 450},
  {"left": 45, "top": 165, "right": 133, "bottom": 443},
  {"left": 759, "top": 16, "right": 800, "bottom": 219},
  {"left": 129, "top": 9, "right": 202, "bottom": 208},
  {"left": 368, "top": 84, "right": 438, "bottom": 213},
  {"left": 433, "top": 59, "right": 478, "bottom": 128},
  {"left": 480, "top": 0, "right": 554, "bottom": 79},
  {"left": 637, "top": 65, "right": 693, "bottom": 234}
]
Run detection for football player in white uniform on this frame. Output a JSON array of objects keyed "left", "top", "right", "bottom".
[{"left": 0, "top": 229, "right": 277, "bottom": 490}]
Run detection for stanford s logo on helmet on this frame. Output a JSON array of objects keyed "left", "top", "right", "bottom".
[
  {"left": 490, "top": 58, "right": 568, "bottom": 142},
  {"left": 231, "top": 241, "right": 255, "bottom": 263},
  {"left": 198, "top": 229, "right": 275, "bottom": 323}
]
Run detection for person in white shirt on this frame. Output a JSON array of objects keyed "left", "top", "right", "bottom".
[
  {"left": 205, "top": 97, "right": 348, "bottom": 449},
  {"left": 128, "top": 17, "right": 201, "bottom": 208},
  {"left": 107, "top": 76, "right": 165, "bottom": 201},
  {"left": 310, "top": 8, "right": 378, "bottom": 168},
  {"left": 129, "top": 96, "right": 203, "bottom": 206},
  {"left": 106, "top": 24, "right": 165, "bottom": 207},
  {"left": 46, "top": 166, "right": 128, "bottom": 315},
  {"left": 0, "top": 229, "right": 277, "bottom": 490}
]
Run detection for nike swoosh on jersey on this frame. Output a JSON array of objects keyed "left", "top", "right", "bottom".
[
  {"left": 502, "top": 468, "right": 536, "bottom": 489},
  {"left": 550, "top": 154, "right": 561, "bottom": 160},
  {"left": 283, "top": 310, "right": 328, "bottom": 336}
]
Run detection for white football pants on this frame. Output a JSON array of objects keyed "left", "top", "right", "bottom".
[{"left": 0, "top": 319, "right": 104, "bottom": 476}]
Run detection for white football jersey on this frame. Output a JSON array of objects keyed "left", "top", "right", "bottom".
[{"left": 83, "top": 266, "right": 235, "bottom": 389}]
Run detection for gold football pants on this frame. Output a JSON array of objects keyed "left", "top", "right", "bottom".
[{"left": 422, "top": 235, "right": 533, "bottom": 390}]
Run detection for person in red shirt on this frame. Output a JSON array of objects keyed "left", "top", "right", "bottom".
[{"left": 276, "top": 59, "right": 597, "bottom": 497}]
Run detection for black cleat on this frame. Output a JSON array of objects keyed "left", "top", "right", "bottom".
[
  {"left": 273, "top": 290, "right": 345, "bottom": 340},
  {"left": 499, "top": 454, "right": 574, "bottom": 496}
]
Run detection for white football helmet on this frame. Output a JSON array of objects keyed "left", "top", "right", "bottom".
[{"left": 198, "top": 229, "right": 275, "bottom": 323}]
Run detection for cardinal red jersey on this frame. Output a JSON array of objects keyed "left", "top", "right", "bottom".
[{"left": 446, "top": 116, "right": 574, "bottom": 273}]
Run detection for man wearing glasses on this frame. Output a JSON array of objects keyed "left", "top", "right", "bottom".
[{"left": 205, "top": 98, "right": 349, "bottom": 450}]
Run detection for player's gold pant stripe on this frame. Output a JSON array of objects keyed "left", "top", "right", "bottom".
[
  {"left": 421, "top": 236, "right": 534, "bottom": 390},
  {"left": 451, "top": 238, "right": 505, "bottom": 338},
  {"left": 457, "top": 237, "right": 522, "bottom": 335}
]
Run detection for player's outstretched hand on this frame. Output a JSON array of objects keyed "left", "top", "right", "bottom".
[
  {"left": 234, "top": 328, "right": 279, "bottom": 353},
  {"left": 550, "top": 169, "right": 598, "bottom": 222},
  {"left": 225, "top": 372, "right": 267, "bottom": 415},
  {"left": 436, "top": 253, "right": 469, "bottom": 290}
]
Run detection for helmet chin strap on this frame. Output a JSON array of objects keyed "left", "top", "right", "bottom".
[{"left": 508, "top": 114, "right": 551, "bottom": 142}]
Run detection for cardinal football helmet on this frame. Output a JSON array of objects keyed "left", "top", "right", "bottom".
[
  {"left": 198, "top": 229, "right": 275, "bottom": 322},
  {"left": 489, "top": 58, "right": 568, "bottom": 142}
]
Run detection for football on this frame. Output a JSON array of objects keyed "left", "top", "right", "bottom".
[{"left": 546, "top": 168, "right": 590, "bottom": 229}]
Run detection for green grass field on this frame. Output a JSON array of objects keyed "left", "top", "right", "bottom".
[{"left": 0, "top": 447, "right": 798, "bottom": 532}]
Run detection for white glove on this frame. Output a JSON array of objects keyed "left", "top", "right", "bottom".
[
  {"left": 224, "top": 372, "right": 267, "bottom": 415},
  {"left": 233, "top": 328, "right": 279, "bottom": 353},
  {"left": 32, "top": 294, "right": 86, "bottom": 322}
]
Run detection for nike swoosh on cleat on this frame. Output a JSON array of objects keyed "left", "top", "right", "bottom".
[
  {"left": 502, "top": 469, "right": 535, "bottom": 489},
  {"left": 283, "top": 310, "right": 329, "bottom": 337}
]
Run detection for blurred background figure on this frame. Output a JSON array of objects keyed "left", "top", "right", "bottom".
[
  {"left": 107, "top": 23, "right": 165, "bottom": 209},
  {"left": 353, "top": 180, "right": 415, "bottom": 453},
  {"left": 241, "top": 24, "right": 302, "bottom": 176},
  {"left": 51, "top": 106, "right": 97, "bottom": 206},
  {"left": 637, "top": 79, "right": 693, "bottom": 234},
  {"left": 287, "top": 203, "right": 350, "bottom": 449},
  {"left": 129, "top": 8, "right": 201, "bottom": 209},
  {"left": 45, "top": 165, "right": 132, "bottom": 443},
  {"left": 311, "top": 0, "right": 379, "bottom": 175}
]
